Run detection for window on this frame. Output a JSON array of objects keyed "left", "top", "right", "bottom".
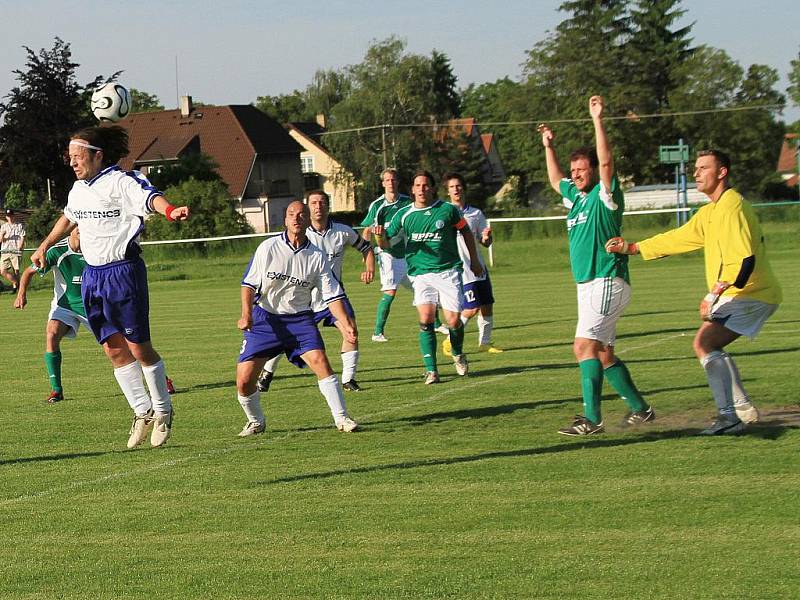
[
  {"left": 300, "top": 155, "right": 314, "bottom": 173},
  {"left": 270, "top": 179, "right": 291, "bottom": 195}
]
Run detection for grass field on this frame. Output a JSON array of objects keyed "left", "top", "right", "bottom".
[{"left": 1, "top": 220, "right": 798, "bottom": 599}]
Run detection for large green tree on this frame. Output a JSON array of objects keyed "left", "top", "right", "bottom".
[
  {"left": 0, "top": 38, "right": 113, "bottom": 205},
  {"left": 130, "top": 88, "right": 164, "bottom": 113}
]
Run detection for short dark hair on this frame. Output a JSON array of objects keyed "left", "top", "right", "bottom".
[
  {"left": 305, "top": 189, "right": 329, "bottom": 205},
  {"left": 70, "top": 125, "right": 129, "bottom": 166},
  {"left": 412, "top": 169, "right": 435, "bottom": 188},
  {"left": 569, "top": 146, "right": 599, "bottom": 168},
  {"left": 5, "top": 209, "right": 14, "bottom": 216},
  {"left": 697, "top": 149, "right": 731, "bottom": 172},
  {"left": 443, "top": 172, "right": 466, "bottom": 187}
]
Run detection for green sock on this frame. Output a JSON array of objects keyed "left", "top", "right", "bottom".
[
  {"left": 374, "top": 293, "right": 395, "bottom": 335},
  {"left": 579, "top": 359, "right": 603, "bottom": 424},
  {"left": 604, "top": 360, "right": 648, "bottom": 412},
  {"left": 449, "top": 323, "right": 465, "bottom": 356},
  {"left": 434, "top": 311, "right": 442, "bottom": 329},
  {"left": 45, "top": 351, "right": 63, "bottom": 393},
  {"left": 419, "top": 323, "right": 437, "bottom": 371}
]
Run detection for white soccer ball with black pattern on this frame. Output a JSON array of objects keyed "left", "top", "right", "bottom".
[{"left": 91, "top": 83, "right": 132, "bottom": 122}]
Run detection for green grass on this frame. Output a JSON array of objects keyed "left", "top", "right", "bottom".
[{"left": 1, "top": 223, "right": 798, "bottom": 599}]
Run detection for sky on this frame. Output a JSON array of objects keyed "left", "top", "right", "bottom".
[{"left": 1, "top": 0, "right": 798, "bottom": 120}]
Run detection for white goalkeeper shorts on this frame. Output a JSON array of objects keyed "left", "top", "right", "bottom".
[
  {"left": 49, "top": 305, "right": 90, "bottom": 339},
  {"left": 377, "top": 251, "right": 412, "bottom": 292},
  {"left": 410, "top": 268, "right": 464, "bottom": 314},
  {"left": 710, "top": 296, "right": 778, "bottom": 339},
  {"left": 575, "top": 277, "right": 631, "bottom": 346}
]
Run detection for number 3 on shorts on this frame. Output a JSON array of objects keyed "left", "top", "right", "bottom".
[{"left": 240, "top": 338, "right": 248, "bottom": 355}]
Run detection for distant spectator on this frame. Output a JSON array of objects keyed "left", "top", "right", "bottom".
[{"left": 0, "top": 209, "right": 26, "bottom": 291}]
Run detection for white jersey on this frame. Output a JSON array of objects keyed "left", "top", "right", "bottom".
[
  {"left": 456, "top": 204, "right": 488, "bottom": 284},
  {"left": 64, "top": 165, "right": 161, "bottom": 266},
  {"left": 242, "top": 232, "right": 346, "bottom": 315},
  {"left": 0, "top": 222, "right": 25, "bottom": 255},
  {"left": 306, "top": 220, "right": 370, "bottom": 312}
]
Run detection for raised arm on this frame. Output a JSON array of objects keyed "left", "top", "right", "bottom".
[
  {"left": 538, "top": 123, "right": 565, "bottom": 193},
  {"left": 590, "top": 96, "right": 613, "bottom": 191}
]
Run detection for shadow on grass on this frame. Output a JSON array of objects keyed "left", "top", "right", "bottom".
[
  {"left": 0, "top": 449, "right": 123, "bottom": 467},
  {"left": 625, "top": 345, "right": 800, "bottom": 366},
  {"left": 259, "top": 423, "right": 798, "bottom": 485}
]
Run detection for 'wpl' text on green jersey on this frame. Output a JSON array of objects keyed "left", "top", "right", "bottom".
[
  {"left": 560, "top": 175, "right": 629, "bottom": 284},
  {"left": 39, "top": 239, "right": 87, "bottom": 316},
  {"left": 360, "top": 193, "right": 411, "bottom": 258},
  {"left": 385, "top": 200, "right": 468, "bottom": 276}
]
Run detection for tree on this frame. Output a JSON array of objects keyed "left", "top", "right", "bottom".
[
  {"left": 0, "top": 38, "right": 113, "bottom": 206},
  {"left": 327, "top": 37, "right": 461, "bottom": 204},
  {"left": 255, "top": 90, "right": 311, "bottom": 123},
  {"left": 130, "top": 88, "right": 164, "bottom": 113},
  {"left": 432, "top": 129, "right": 489, "bottom": 207},
  {"left": 143, "top": 179, "right": 251, "bottom": 241},
  {"left": 788, "top": 48, "right": 800, "bottom": 108}
]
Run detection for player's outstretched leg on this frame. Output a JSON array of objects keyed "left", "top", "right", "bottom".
[
  {"left": 142, "top": 360, "right": 174, "bottom": 447},
  {"left": 114, "top": 360, "right": 154, "bottom": 448},
  {"left": 725, "top": 354, "right": 759, "bottom": 423},
  {"left": 604, "top": 360, "right": 654, "bottom": 427},
  {"left": 257, "top": 355, "right": 281, "bottom": 392},
  {"left": 341, "top": 350, "right": 361, "bottom": 391}
]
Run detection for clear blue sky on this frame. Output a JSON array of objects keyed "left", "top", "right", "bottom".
[{"left": 1, "top": 0, "right": 798, "bottom": 119}]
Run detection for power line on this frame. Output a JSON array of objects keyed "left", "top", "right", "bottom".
[{"left": 316, "top": 103, "right": 785, "bottom": 136}]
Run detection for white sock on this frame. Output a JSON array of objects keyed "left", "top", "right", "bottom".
[
  {"left": 142, "top": 360, "right": 172, "bottom": 414},
  {"left": 114, "top": 361, "right": 152, "bottom": 416},
  {"left": 318, "top": 374, "right": 347, "bottom": 422},
  {"left": 238, "top": 391, "right": 265, "bottom": 425},
  {"left": 460, "top": 315, "right": 469, "bottom": 327},
  {"left": 721, "top": 353, "right": 751, "bottom": 407},
  {"left": 263, "top": 354, "right": 281, "bottom": 375},
  {"left": 701, "top": 351, "right": 736, "bottom": 417},
  {"left": 477, "top": 314, "right": 494, "bottom": 346},
  {"left": 341, "top": 350, "right": 359, "bottom": 383}
]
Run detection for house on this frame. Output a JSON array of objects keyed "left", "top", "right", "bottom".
[
  {"left": 777, "top": 133, "right": 799, "bottom": 188},
  {"left": 442, "top": 118, "right": 506, "bottom": 192},
  {"left": 623, "top": 183, "right": 706, "bottom": 210},
  {"left": 117, "top": 96, "right": 305, "bottom": 232},
  {"left": 286, "top": 116, "right": 357, "bottom": 212}
]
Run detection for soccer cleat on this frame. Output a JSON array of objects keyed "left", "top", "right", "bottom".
[
  {"left": 735, "top": 403, "right": 760, "bottom": 424},
  {"left": 336, "top": 416, "right": 359, "bottom": 432},
  {"left": 127, "top": 410, "right": 154, "bottom": 449},
  {"left": 435, "top": 325, "right": 450, "bottom": 335},
  {"left": 342, "top": 380, "right": 362, "bottom": 392},
  {"left": 699, "top": 414, "right": 746, "bottom": 436},
  {"left": 150, "top": 410, "right": 173, "bottom": 447},
  {"left": 478, "top": 344, "right": 504, "bottom": 353},
  {"left": 371, "top": 333, "right": 389, "bottom": 342},
  {"left": 621, "top": 407, "right": 656, "bottom": 427},
  {"left": 256, "top": 370, "right": 274, "bottom": 393},
  {"left": 453, "top": 354, "right": 469, "bottom": 376},
  {"left": 558, "top": 415, "right": 605, "bottom": 436},
  {"left": 165, "top": 377, "right": 175, "bottom": 395},
  {"left": 442, "top": 338, "right": 453, "bottom": 357},
  {"left": 424, "top": 371, "right": 440, "bottom": 385},
  {"left": 238, "top": 421, "right": 266, "bottom": 437},
  {"left": 46, "top": 391, "right": 63, "bottom": 404}
]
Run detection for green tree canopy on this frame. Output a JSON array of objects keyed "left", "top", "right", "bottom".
[{"left": 130, "top": 88, "right": 164, "bottom": 113}]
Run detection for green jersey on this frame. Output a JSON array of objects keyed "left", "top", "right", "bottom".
[
  {"left": 385, "top": 200, "right": 468, "bottom": 276},
  {"left": 39, "top": 239, "right": 87, "bottom": 316},
  {"left": 560, "top": 175, "right": 629, "bottom": 284},
  {"left": 360, "top": 193, "right": 411, "bottom": 258}
]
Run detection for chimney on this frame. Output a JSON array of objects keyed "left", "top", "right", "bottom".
[
  {"left": 180, "top": 96, "right": 193, "bottom": 118},
  {"left": 315, "top": 113, "right": 326, "bottom": 128}
]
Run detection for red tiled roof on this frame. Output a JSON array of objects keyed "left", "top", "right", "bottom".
[
  {"left": 117, "top": 104, "right": 302, "bottom": 199},
  {"left": 777, "top": 133, "right": 798, "bottom": 173}
]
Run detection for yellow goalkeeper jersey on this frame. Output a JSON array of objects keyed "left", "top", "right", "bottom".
[{"left": 637, "top": 188, "right": 782, "bottom": 305}]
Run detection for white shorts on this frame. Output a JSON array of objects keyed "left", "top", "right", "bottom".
[
  {"left": 410, "top": 268, "right": 464, "bottom": 314},
  {"left": 710, "top": 296, "right": 778, "bottom": 339},
  {"left": 377, "top": 251, "right": 411, "bottom": 292},
  {"left": 49, "top": 305, "right": 90, "bottom": 339},
  {"left": 575, "top": 277, "right": 632, "bottom": 346}
]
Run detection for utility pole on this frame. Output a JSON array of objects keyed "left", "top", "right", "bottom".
[{"left": 381, "top": 125, "right": 388, "bottom": 171}]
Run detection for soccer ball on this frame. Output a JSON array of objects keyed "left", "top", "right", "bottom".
[{"left": 91, "top": 83, "right": 132, "bottom": 122}]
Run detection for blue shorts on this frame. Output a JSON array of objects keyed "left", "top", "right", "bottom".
[
  {"left": 82, "top": 258, "right": 151, "bottom": 344},
  {"left": 463, "top": 276, "right": 494, "bottom": 310},
  {"left": 239, "top": 306, "right": 325, "bottom": 368},
  {"left": 313, "top": 297, "right": 355, "bottom": 327}
]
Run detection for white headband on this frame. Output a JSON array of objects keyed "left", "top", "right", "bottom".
[{"left": 69, "top": 140, "right": 102, "bottom": 151}]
